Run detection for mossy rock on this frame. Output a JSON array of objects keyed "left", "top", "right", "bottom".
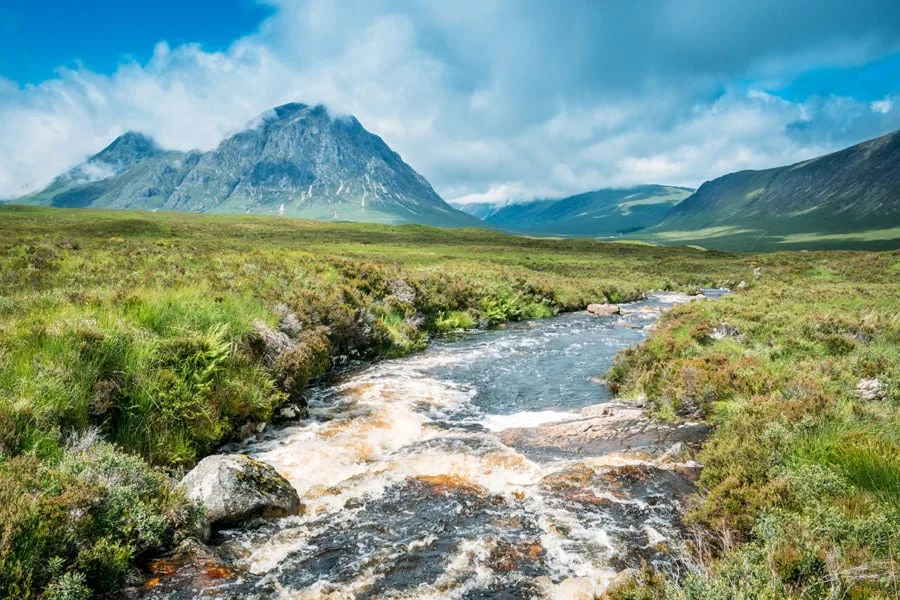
[{"left": 179, "top": 454, "right": 301, "bottom": 532}]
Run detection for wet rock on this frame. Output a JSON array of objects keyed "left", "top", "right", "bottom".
[
  {"left": 551, "top": 576, "right": 598, "bottom": 599},
  {"left": 587, "top": 303, "right": 621, "bottom": 316},
  {"left": 180, "top": 454, "right": 301, "bottom": 530},
  {"left": 855, "top": 378, "right": 886, "bottom": 401},
  {"left": 500, "top": 402, "right": 708, "bottom": 459},
  {"left": 126, "top": 539, "right": 268, "bottom": 600},
  {"left": 276, "top": 404, "right": 307, "bottom": 421},
  {"left": 238, "top": 421, "right": 260, "bottom": 440},
  {"left": 657, "top": 442, "right": 687, "bottom": 464}
]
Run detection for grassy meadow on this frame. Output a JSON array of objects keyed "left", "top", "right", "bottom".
[{"left": 0, "top": 204, "right": 897, "bottom": 598}]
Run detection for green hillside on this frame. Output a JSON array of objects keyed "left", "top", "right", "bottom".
[
  {"left": 641, "top": 130, "right": 900, "bottom": 251},
  {"left": 456, "top": 185, "right": 693, "bottom": 236}
]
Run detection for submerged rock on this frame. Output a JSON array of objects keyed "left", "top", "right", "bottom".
[
  {"left": 128, "top": 539, "right": 246, "bottom": 599},
  {"left": 180, "top": 454, "right": 301, "bottom": 530},
  {"left": 587, "top": 303, "right": 621, "bottom": 316}
]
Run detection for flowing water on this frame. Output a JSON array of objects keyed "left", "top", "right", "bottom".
[{"left": 173, "top": 291, "right": 727, "bottom": 599}]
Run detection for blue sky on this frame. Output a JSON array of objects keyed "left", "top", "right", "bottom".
[
  {"left": 0, "top": 0, "right": 274, "bottom": 84},
  {"left": 1, "top": 0, "right": 899, "bottom": 203}
]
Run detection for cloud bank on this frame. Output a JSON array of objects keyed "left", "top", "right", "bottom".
[{"left": 2, "top": 0, "right": 900, "bottom": 204}]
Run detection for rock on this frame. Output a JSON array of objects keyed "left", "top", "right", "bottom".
[
  {"left": 737, "top": 280, "right": 748, "bottom": 289},
  {"left": 601, "top": 568, "right": 639, "bottom": 598},
  {"left": 277, "top": 309, "right": 303, "bottom": 339},
  {"left": 657, "top": 442, "right": 686, "bottom": 464},
  {"left": 501, "top": 402, "right": 707, "bottom": 459},
  {"left": 251, "top": 321, "right": 294, "bottom": 368},
  {"left": 388, "top": 279, "right": 417, "bottom": 304},
  {"left": 180, "top": 454, "right": 301, "bottom": 529},
  {"left": 128, "top": 539, "right": 269, "bottom": 600},
  {"left": 710, "top": 322, "right": 741, "bottom": 340},
  {"left": 238, "top": 421, "right": 258, "bottom": 440},
  {"left": 587, "top": 303, "right": 620, "bottom": 316},
  {"left": 855, "top": 378, "right": 886, "bottom": 401},
  {"left": 278, "top": 405, "right": 300, "bottom": 420},
  {"left": 552, "top": 577, "right": 598, "bottom": 600}
]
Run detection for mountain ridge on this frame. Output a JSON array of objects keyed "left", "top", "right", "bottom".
[
  {"left": 18, "top": 103, "right": 484, "bottom": 228},
  {"left": 454, "top": 184, "right": 693, "bottom": 236},
  {"left": 644, "top": 129, "right": 900, "bottom": 250}
]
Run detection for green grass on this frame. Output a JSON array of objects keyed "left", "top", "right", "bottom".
[
  {"left": 0, "top": 204, "right": 897, "bottom": 598},
  {"left": 607, "top": 253, "right": 900, "bottom": 599}
]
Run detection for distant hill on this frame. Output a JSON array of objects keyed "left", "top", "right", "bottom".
[
  {"left": 453, "top": 185, "right": 693, "bottom": 236},
  {"left": 645, "top": 130, "right": 900, "bottom": 251},
  {"left": 17, "top": 103, "right": 484, "bottom": 228}
]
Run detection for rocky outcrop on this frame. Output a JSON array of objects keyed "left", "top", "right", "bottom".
[
  {"left": 587, "top": 303, "right": 621, "bottom": 316},
  {"left": 180, "top": 454, "right": 301, "bottom": 531},
  {"left": 499, "top": 402, "right": 707, "bottom": 460}
]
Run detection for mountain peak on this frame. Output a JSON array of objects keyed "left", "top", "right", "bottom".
[
  {"left": 91, "top": 131, "right": 162, "bottom": 168},
  {"left": 270, "top": 102, "right": 330, "bottom": 121}
]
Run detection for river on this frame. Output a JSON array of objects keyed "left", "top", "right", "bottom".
[{"left": 172, "top": 290, "right": 726, "bottom": 599}]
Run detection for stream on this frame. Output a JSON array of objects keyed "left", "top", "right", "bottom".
[{"left": 153, "top": 290, "right": 727, "bottom": 599}]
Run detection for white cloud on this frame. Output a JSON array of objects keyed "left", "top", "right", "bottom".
[
  {"left": 1, "top": 0, "right": 899, "bottom": 204},
  {"left": 872, "top": 98, "right": 894, "bottom": 114}
]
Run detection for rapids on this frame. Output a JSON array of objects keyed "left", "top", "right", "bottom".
[{"left": 174, "top": 291, "right": 727, "bottom": 599}]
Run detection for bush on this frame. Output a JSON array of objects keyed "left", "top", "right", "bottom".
[
  {"left": 0, "top": 435, "right": 190, "bottom": 598},
  {"left": 274, "top": 329, "right": 331, "bottom": 401}
]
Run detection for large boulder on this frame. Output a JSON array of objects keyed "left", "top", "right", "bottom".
[
  {"left": 180, "top": 454, "right": 301, "bottom": 530},
  {"left": 587, "top": 303, "right": 620, "bottom": 316}
]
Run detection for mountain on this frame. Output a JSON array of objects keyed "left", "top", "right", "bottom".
[
  {"left": 453, "top": 185, "right": 693, "bottom": 236},
  {"left": 19, "top": 103, "right": 484, "bottom": 228},
  {"left": 646, "top": 130, "right": 900, "bottom": 251}
]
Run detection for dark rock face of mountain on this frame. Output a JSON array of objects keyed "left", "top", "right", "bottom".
[
  {"left": 454, "top": 185, "right": 693, "bottom": 236},
  {"left": 651, "top": 130, "right": 900, "bottom": 248},
  {"left": 21, "top": 103, "right": 483, "bottom": 228}
]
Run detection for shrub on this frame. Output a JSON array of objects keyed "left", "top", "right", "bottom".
[
  {"left": 435, "top": 310, "right": 476, "bottom": 332},
  {"left": 274, "top": 329, "right": 332, "bottom": 401}
]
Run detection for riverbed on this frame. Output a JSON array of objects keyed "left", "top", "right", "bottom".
[{"left": 170, "top": 291, "right": 726, "bottom": 599}]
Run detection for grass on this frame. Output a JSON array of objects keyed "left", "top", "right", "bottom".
[
  {"left": 0, "top": 204, "right": 897, "bottom": 598},
  {"left": 0, "top": 204, "right": 747, "bottom": 598},
  {"left": 607, "top": 252, "right": 900, "bottom": 599}
]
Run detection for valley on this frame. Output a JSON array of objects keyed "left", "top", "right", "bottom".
[{"left": 0, "top": 206, "right": 897, "bottom": 599}]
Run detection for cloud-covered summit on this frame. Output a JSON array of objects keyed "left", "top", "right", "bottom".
[{"left": 2, "top": 0, "right": 900, "bottom": 204}]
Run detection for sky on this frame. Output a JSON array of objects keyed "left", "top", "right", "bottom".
[{"left": 1, "top": 0, "right": 900, "bottom": 205}]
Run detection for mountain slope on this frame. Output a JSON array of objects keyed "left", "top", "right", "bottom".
[
  {"left": 454, "top": 185, "right": 693, "bottom": 236},
  {"left": 646, "top": 129, "right": 900, "bottom": 250},
  {"left": 19, "top": 103, "right": 483, "bottom": 228}
]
